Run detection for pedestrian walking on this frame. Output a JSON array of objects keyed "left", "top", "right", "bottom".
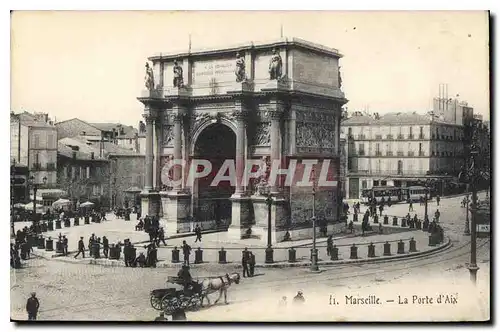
[
  {"left": 435, "top": 209, "right": 440, "bottom": 223},
  {"left": 408, "top": 200, "right": 413, "bottom": 212},
  {"left": 379, "top": 204, "right": 384, "bottom": 216},
  {"left": 436, "top": 195, "right": 441, "bottom": 206},
  {"left": 157, "top": 227, "right": 167, "bottom": 247},
  {"left": 242, "top": 248, "right": 250, "bottom": 277},
  {"left": 194, "top": 224, "right": 202, "bottom": 243},
  {"left": 182, "top": 240, "right": 191, "bottom": 266},
  {"left": 62, "top": 235, "right": 68, "bottom": 256},
  {"left": 102, "top": 236, "right": 109, "bottom": 258},
  {"left": 249, "top": 251, "right": 256, "bottom": 277},
  {"left": 26, "top": 292, "right": 40, "bottom": 321},
  {"left": 74, "top": 237, "right": 85, "bottom": 258},
  {"left": 326, "top": 235, "right": 333, "bottom": 256}
]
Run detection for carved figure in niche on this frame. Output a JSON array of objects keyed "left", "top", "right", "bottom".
[
  {"left": 163, "top": 126, "right": 174, "bottom": 146},
  {"left": 235, "top": 52, "right": 246, "bottom": 82},
  {"left": 254, "top": 156, "right": 271, "bottom": 195},
  {"left": 268, "top": 48, "right": 282, "bottom": 80},
  {"left": 338, "top": 66, "right": 343, "bottom": 89},
  {"left": 161, "top": 155, "right": 174, "bottom": 191},
  {"left": 144, "top": 63, "right": 155, "bottom": 91},
  {"left": 255, "top": 123, "right": 271, "bottom": 145},
  {"left": 173, "top": 60, "right": 184, "bottom": 88}
]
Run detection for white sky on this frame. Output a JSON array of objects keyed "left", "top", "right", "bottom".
[{"left": 10, "top": 11, "right": 490, "bottom": 127}]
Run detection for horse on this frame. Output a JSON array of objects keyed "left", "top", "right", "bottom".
[{"left": 198, "top": 272, "right": 240, "bottom": 306}]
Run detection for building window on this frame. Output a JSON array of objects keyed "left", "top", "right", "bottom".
[
  {"left": 359, "top": 143, "right": 365, "bottom": 156},
  {"left": 397, "top": 160, "right": 403, "bottom": 175},
  {"left": 66, "top": 166, "right": 71, "bottom": 178},
  {"left": 33, "top": 134, "right": 40, "bottom": 149},
  {"left": 348, "top": 127, "right": 353, "bottom": 138},
  {"left": 129, "top": 138, "right": 133, "bottom": 144},
  {"left": 419, "top": 143, "right": 423, "bottom": 156},
  {"left": 419, "top": 126, "right": 424, "bottom": 139},
  {"left": 361, "top": 180, "right": 367, "bottom": 189},
  {"left": 381, "top": 180, "right": 387, "bottom": 186},
  {"left": 373, "top": 180, "right": 380, "bottom": 187},
  {"left": 375, "top": 143, "right": 381, "bottom": 156},
  {"left": 409, "top": 127, "right": 413, "bottom": 139}
]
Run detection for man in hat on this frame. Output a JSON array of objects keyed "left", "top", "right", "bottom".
[
  {"left": 241, "top": 248, "right": 250, "bottom": 278},
  {"left": 102, "top": 236, "right": 109, "bottom": 259},
  {"left": 26, "top": 292, "right": 40, "bottom": 320},
  {"left": 182, "top": 240, "right": 191, "bottom": 266},
  {"left": 62, "top": 235, "right": 68, "bottom": 256},
  {"left": 74, "top": 237, "right": 85, "bottom": 259},
  {"left": 177, "top": 265, "right": 193, "bottom": 292},
  {"left": 293, "top": 291, "right": 305, "bottom": 304}
]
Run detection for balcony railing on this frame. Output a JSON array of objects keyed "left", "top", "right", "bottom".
[
  {"left": 408, "top": 134, "right": 414, "bottom": 139},
  {"left": 358, "top": 151, "right": 365, "bottom": 156},
  {"left": 375, "top": 135, "right": 382, "bottom": 139},
  {"left": 397, "top": 151, "right": 404, "bottom": 156},
  {"left": 32, "top": 163, "right": 41, "bottom": 170},
  {"left": 46, "top": 163, "right": 56, "bottom": 171},
  {"left": 397, "top": 134, "right": 404, "bottom": 139},
  {"left": 357, "top": 134, "right": 366, "bottom": 140},
  {"left": 419, "top": 134, "right": 425, "bottom": 139},
  {"left": 419, "top": 151, "right": 425, "bottom": 156},
  {"left": 408, "top": 151, "right": 415, "bottom": 157},
  {"left": 386, "top": 134, "right": 394, "bottom": 139},
  {"left": 386, "top": 151, "right": 393, "bottom": 156},
  {"left": 375, "top": 151, "right": 382, "bottom": 156}
]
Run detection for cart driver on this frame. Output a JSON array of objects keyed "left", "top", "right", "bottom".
[{"left": 178, "top": 265, "right": 193, "bottom": 292}]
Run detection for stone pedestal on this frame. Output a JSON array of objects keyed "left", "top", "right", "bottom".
[
  {"left": 227, "top": 195, "right": 252, "bottom": 240},
  {"left": 164, "top": 86, "right": 192, "bottom": 97},
  {"left": 227, "top": 81, "right": 255, "bottom": 94},
  {"left": 250, "top": 195, "right": 288, "bottom": 243},
  {"left": 140, "top": 190, "right": 161, "bottom": 218},
  {"left": 162, "top": 191, "right": 191, "bottom": 235}
]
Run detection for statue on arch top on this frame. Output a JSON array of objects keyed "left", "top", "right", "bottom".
[
  {"left": 173, "top": 60, "right": 184, "bottom": 88},
  {"left": 269, "top": 48, "right": 282, "bottom": 80},
  {"left": 144, "top": 62, "right": 155, "bottom": 91},
  {"left": 235, "top": 52, "right": 246, "bottom": 82},
  {"left": 338, "top": 66, "right": 343, "bottom": 89}
]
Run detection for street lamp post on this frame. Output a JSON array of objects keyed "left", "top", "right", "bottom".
[
  {"left": 464, "top": 187, "right": 470, "bottom": 235},
  {"left": 265, "top": 193, "right": 274, "bottom": 264},
  {"left": 310, "top": 169, "right": 319, "bottom": 272},
  {"left": 468, "top": 150, "right": 479, "bottom": 285},
  {"left": 29, "top": 175, "right": 47, "bottom": 222}
]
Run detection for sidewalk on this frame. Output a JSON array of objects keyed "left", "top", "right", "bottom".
[{"left": 33, "top": 227, "right": 449, "bottom": 269}]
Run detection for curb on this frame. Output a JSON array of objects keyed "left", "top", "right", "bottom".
[{"left": 33, "top": 237, "right": 451, "bottom": 269}]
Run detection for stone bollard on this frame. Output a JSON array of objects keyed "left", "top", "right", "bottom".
[
  {"left": 392, "top": 217, "right": 398, "bottom": 226},
  {"left": 55, "top": 220, "right": 62, "bottom": 229},
  {"left": 56, "top": 241, "right": 64, "bottom": 254},
  {"left": 194, "top": 248, "right": 203, "bottom": 264},
  {"left": 37, "top": 236, "right": 45, "bottom": 249},
  {"left": 310, "top": 248, "right": 319, "bottom": 262},
  {"left": 368, "top": 243, "right": 375, "bottom": 258},
  {"left": 45, "top": 238, "right": 54, "bottom": 251},
  {"left": 397, "top": 240, "right": 405, "bottom": 254},
  {"left": 218, "top": 248, "right": 227, "bottom": 264},
  {"left": 350, "top": 244, "right": 358, "bottom": 259},
  {"left": 428, "top": 234, "right": 436, "bottom": 247},
  {"left": 288, "top": 248, "right": 296, "bottom": 263},
  {"left": 416, "top": 220, "right": 422, "bottom": 230},
  {"left": 373, "top": 215, "right": 379, "bottom": 224},
  {"left": 64, "top": 219, "right": 70, "bottom": 228},
  {"left": 422, "top": 221, "right": 429, "bottom": 232},
  {"left": 409, "top": 238, "right": 417, "bottom": 252},
  {"left": 47, "top": 221, "right": 54, "bottom": 231},
  {"left": 383, "top": 215, "right": 389, "bottom": 225},
  {"left": 171, "top": 247, "right": 180, "bottom": 263},
  {"left": 330, "top": 245, "right": 339, "bottom": 260},
  {"left": 383, "top": 241, "right": 391, "bottom": 256},
  {"left": 74, "top": 217, "right": 80, "bottom": 226},
  {"left": 84, "top": 216, "right": 90, "bottom": 224},
  {"left": 401, "top": 218, "right": 407, "bottom": 228}
]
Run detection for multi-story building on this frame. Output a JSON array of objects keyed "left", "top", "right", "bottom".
[
  {"left": 55, "top": 118, "right": 145, "bottom": 154},
  {"left": 10, "top": 111, "right": 64, "bottom": 206},
  {"left": 342, "top": 112, "right": 466, "bottom": 199},
  {"left": 57, "top": 137, "right": 112, "bottom": 209},
  {"left": 339, "top": 133, "right": 348, "bottom": 199}
]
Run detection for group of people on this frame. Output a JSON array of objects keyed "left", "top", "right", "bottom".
[
  {"left": 278, "top": 291, "right": 306, "bottom": 307},
  {"left": 13, "top": 225, "right": 38, "bottom": 262},
  {"left": 73, "top": 233, "right": 159, "bottom": 268}
]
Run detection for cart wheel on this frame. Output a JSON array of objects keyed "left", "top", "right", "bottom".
[
  {"left": 162, "top": 296, "right": 178, "bottom": 314},
  {"left": 150, "top": 295, "right": 162, "bottom": 310}
]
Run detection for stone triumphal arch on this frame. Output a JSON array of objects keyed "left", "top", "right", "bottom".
[{"left": 138, "top": 37, "right": 347, "bottom": 242}]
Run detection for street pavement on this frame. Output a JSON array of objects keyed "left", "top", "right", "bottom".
[{"left": 10, "top": 192, "right": 490, "bottom": 321}]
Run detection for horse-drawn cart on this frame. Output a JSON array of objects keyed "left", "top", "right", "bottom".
[{"left": 149, "top": 277, "right": 202, "bottom": 314}]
